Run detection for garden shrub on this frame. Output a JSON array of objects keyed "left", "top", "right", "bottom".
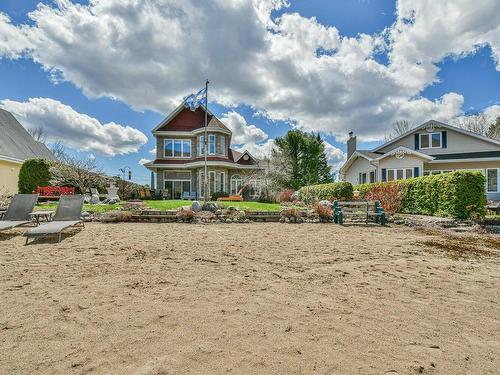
[
  {"left": 353, "top": 171, "right": 486, "bottom": 220},
  {"left": 299, "top": 181, "right": 353, "bottom": 202},
  {"left": 18, "top": 159, "right": 51, "bottom": 194},
  {"left": 313, "top": 202, "right": 333, "bottom": 221},
  {"left": 279, "top": 189, "right": 295, "bottom": 203}
]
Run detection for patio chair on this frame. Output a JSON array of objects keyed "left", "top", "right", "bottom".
[
  {"left": 0, "top": 194, "right": 39, "bottom": 231},
  {"left": 24, "top": 195, "right": 85, "bottom": 244}
]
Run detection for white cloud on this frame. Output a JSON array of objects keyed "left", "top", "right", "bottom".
[
  {"left": 323, "top": 142, "right": 347, "bottom": 171},
  {"left": 0, "top": 97, "right": 148, "bottom": 156},
  {"left": 220, "top": 111, "right": 268, "bottom": 144},
  {"left": 0, "top": 0, "right": 498, "bottom": 142},
  {"left": 138, "top": 158, "right": 151, "bottom": 165},
  {"left": 149, "top": 147, "right": 157, "bottom": 155},
  {"left": 234, "top": 139, "right": 275, "bottom": 160}
]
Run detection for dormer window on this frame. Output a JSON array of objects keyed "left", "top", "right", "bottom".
[{"left": 419, "top": 132, "right": 441, "bottom": 149}]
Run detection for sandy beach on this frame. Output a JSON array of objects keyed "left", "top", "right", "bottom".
[{"left": 0, "top": 222, "right": 499, "bottom": 374}]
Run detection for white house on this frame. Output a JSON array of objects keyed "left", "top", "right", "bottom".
[{"left": 339, "top": 120, "right": 500, "bottom": 201}]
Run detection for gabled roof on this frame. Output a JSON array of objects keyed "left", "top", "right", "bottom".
[
  {"left": 373, "top": 119, "right": 500, "bottom": 152},
  {"left": 339, "top": 150, "right": 376, "bottom": 173},
  {"left": 152, "top": 103, "right": 230, "bottom": 133},
  {"left": 372, "top": 146, "right": 434, "bottom": 162},
  {"left": 0, "top": 109, "right": 55, "bottom": 163}
]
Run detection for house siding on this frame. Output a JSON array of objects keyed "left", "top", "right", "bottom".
[
  {"left": 345, "top": 157, "right": 376, "bottom": 185},
  {"left": 0, "top": 159, "right": 21, "bottom": 195}
]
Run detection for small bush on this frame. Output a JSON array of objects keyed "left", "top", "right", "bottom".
[
  {"left": 281, "top": 207, "right": 299, "bottom": 219},
  {"left": 279, "top": 189, "right": 295, "bottom": 203},
  {"left": 313, "top": 202, "right": 333, "bottom": 221},
  {"left": 365, "top": 182, "right": 405, "bottom": 216},
  {"left": 176, "top": 207, "right": 195, "bottom": 222},
  {"left": 99, "top": 210, "right": 133, "bottom": 223},
  {"left": 299, "top": 181, "right": 353, "bottom": 202},
  {"left": 18, "top": 159, "right": 51, "bottom": 194}
]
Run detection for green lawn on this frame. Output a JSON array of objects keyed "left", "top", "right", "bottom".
[{"left": 35, "top": 200, "right": 283, "bottom": 213}]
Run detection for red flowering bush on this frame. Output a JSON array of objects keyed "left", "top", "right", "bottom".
[
  {"left": 365, "top": 182, "right": 405, "bottom": 216},
  {"left": 279, "top": 189, "right": 295, "bottom": 203}
]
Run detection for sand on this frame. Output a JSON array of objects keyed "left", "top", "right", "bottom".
[{"left": 0, "top": 222, "right": 499, "bottom": 374}]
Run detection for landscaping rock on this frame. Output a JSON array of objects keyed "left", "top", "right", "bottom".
[
  {"left": 202, "top": 202, "right": 218, "bottom": 212},
  {"left": 191, "top": 201, "right": 202, "bottom": 212}
]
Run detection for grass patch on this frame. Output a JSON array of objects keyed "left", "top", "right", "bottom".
[{"left": 34, "top": 200, "right": 285, "bottom": 213}]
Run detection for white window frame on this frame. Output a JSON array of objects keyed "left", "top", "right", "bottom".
[
  {"left": 486, "top": 168, "right": 499, "bottom": 193},
  {"left": 220, "top": 135, "right": 226, "bottom": 155},
  {"left": 219, "top": 171, "right": 226, "bottom": 192},
  {"left": 163, "top": 170, "right": 192, "bottom": 199},
  {"left": 231, "top": 174, "right": 244, "bottom": 195},
  {"left": 163, "top": 139, "right": 192, "bottom": 158},
  {"left": 423, "top": 170, "right": 453, "bottom": 176},
  {"left": 419, "top": 132, "right": 442, "bottom": 149},
  {"left": 386, "top": 168, "right": 413, "bottom": 181},
  {"left": 208, "top": 134, "right": 216, "bottom": 155},
  {"left": 198, "top": 135, "right": 205, "bottom": 156}
]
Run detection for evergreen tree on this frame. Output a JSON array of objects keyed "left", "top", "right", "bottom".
[{"left": 271, "top": 130, "right": 332, "bottom": 190}]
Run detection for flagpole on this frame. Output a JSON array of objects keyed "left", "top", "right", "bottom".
[{"left": 204, "top": 79, "right": 209, "bottom": 203}]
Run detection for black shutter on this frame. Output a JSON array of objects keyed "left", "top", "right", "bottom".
[
  {"left": 442, "top": 131, "right": 447, "bottom": 148},
  {"left": 414, "top": 134, "right": 420, "bottom": 150},
  {"left": 381, "top": 168, "right": 387, "bottom": 182},
  {"left": 414, "top": 167, "right": 419, "bottom": 178},
  {"left": 359, "top": 173, "right": 362, "bottom": 184}
]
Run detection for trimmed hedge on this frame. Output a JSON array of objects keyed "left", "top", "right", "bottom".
[
  {"left": 18, "top": 158, "right": 51, "bottom": 194},
  {"left": 299, "top": 181, "right": 353, "bottom": 202},
  {"left": 354, "top": 171, "right": 486, "bottom": 220}
]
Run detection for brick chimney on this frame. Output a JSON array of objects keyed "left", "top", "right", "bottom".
[{"left": 347, "top": 131, "right": 356, "bottom": 159}]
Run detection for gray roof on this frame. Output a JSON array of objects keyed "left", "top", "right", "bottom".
[
  {"left": 0, "top": 109, "right": 55, "bottom": 162},
  {"left": 356, "top": 150, "right": 380, "bottom": 159}
]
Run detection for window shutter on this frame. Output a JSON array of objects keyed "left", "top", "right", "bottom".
[
  {"left": 381, "top": 168, "right": 387, "bottom": 182},
  {"left": 442, "top": 131, "right": 447, "bottom": 148},
  {"left": 414, "top": 167, "right": 419, "bottom": 178},
  {"left": 414, "top": 134, "right": 419, "bottom": 150},
  {"left": 359, "top": 173, "right": 362, "bottom": 184}
]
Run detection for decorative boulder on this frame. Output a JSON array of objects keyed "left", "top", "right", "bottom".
[
  {"left": 291, "top": 190, "right": 300, "bottom": 200},
  {"left": 191, "top": 201, "right": 202, "bottom": 212},
  {"left": 89, "top": 194, "right": 100, "bottom": 205},
  {"left": 202, "top": 202, "right": 218, "bottom": 212}
]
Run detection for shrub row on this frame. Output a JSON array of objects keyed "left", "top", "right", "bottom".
[
  {"left": 354, "top": 171, "right": 486, "bottom": 219},
  {"left": 299, "top": 181, "right": 353, "bottom": 202}
]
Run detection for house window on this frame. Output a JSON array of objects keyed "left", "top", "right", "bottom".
[
  {"left": 487, "top": 169, "right": 499, "bottom": 192},
  {"left": 420, "top": 132, "right": 441, "bottom": 149},
  {"left": 387, "top": 168, "right": 413, "bottom": 181},
  {"left": 163, "top": 171, "right": 191, "bottom": 200},
  {"left": 370, "top": 171, "right": 376, "bottom": 183},
  {"left": 199, "top": 135, "right": 205, "bottom": 155},
  {"left": 164, "top": 139, "right": 191, "bottom": 158},
  {"left": 231, "top": 174, "right": 244, "bottom": 195},
  {"left": 423, "top": 170, "right": 452, "bottom": 176},
  {"left": 218, "top": 172, "right": 226, "bottom": 192},
  {"left": 209, "top": 135, "right": 216, "bottom": 155},
  {"left": 220, "top": 135, "right": 226, "bottom": 155}
]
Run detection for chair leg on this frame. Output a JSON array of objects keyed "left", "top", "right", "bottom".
[
  {"left": 58, "top": 232, "right": 62, "bottom": 243},
  {"left": 25, "top": 236, "right": 29, "bottom": 246}
]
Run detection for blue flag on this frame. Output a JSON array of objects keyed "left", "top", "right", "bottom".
[{"left": 184, "top": 87, "right": 207, "bottom": 111}]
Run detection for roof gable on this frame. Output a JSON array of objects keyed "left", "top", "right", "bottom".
[
  {"left": 373, "top": 120, "right": 500, "bottom": 153},
  {"left": 0, "top": 109, "right": 55, "bottom": 162},
  {"left": 153, "top": 104, "right": 230, "bottom": 133}
]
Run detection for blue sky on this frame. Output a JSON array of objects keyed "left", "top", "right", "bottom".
[{"left": 0, "top": 0, "right": 499, "bottom": 184}]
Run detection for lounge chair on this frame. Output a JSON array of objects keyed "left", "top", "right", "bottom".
[
  {"left": 24, "top": 195, "right": 85, "bottom": 244},
  {"left": 0, "top": 194, "right": 38, "bottom": 231}
]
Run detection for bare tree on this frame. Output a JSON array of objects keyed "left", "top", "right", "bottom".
[
  {"left": 28, "top": 127, "right": 47, "bottom": 144},
  {"left": 452, "top": 114, "right": 490, "bottom": 136},
  {"left": 384, "top": 120, "right": 411, "bottom": 141},
  {"left": 486, "top": 116, "right": 500, "bottom": 140},
  {"left": 50, "top": 141, "right": 69, "bottom": 162},
  {"left": 49, "top": 155, "right": 105, "bottom": 194}
]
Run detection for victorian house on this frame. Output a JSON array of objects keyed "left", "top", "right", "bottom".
[{"left": 144, "top": 104, "right": 264, "bottom": 200}]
